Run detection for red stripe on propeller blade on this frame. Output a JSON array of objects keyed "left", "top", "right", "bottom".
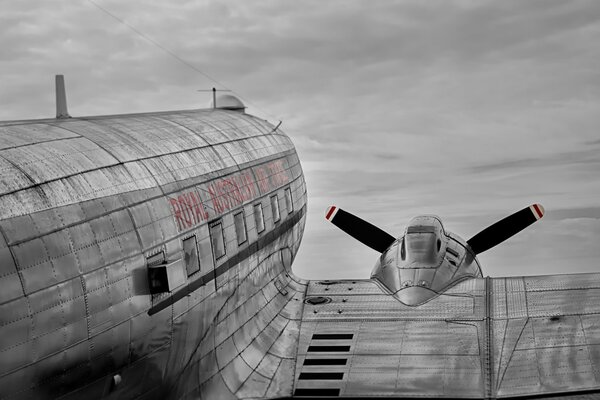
[{"left": 325, "top": 206, "right": 338, "bottom": 221}]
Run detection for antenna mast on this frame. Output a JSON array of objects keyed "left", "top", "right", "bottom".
[
  {"left": 197, "top": 88, "right": 231, "bottom": 109},
  {"left": 55, "top": 75, "right": 71, "bottom": 119}
]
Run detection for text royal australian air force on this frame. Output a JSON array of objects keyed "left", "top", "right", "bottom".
[{"left": 169, "top": 157, "right": 292, "bottom": 231}]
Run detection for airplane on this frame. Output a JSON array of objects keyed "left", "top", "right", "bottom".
[{"left": 0, "top": 76, "right": 599, "bottom": 399}]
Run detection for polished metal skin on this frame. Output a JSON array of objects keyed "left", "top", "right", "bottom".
[
  {"left": 371, "top": 215, "right": 482, "bottom": 306},
  {"left": 0, "top": 107, "right": 308, "bottom": 399},
  {"left": 1, "top": 103, "right": 599, "bottom": 399},
  {"left": 299, "top": 274, "right": 600, "bottom": 399}
]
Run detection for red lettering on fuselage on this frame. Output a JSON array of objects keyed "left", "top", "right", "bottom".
[
  {"left": 268, "top": 159, "right": 290, "bottom": 187},
  {"left": 169, "top": 191, "right": 209, "bottom": 231},
  {"left": 207, "top": 171, "right": 259, "bottom": 215},
  {"left": 255, "top": 167, "right": 270, "bottom": 193},
  {"left": 255, "top": 159, "right": 290, "bottom": 194},
  {"left": 169, "top": 159, "right": 292, "bottom": 231}
]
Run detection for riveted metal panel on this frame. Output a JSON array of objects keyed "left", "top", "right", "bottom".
[
  {"left": 0, "top": 213, "right": 43, "bottom": 245},
  {"left": 29, "top": 278, "right": 85, "bottom": 332},
  {"left": 303, "top": 294, "right": 481, "bottom": 320},
  {"left": 141, "top": 148, "right": 221, "bottom": 187},
  {"left": 270, "top": 319, "right": 300, "bottom": 359},
  {"left": 162, "top": 113, "right": 229, "bottom": 145},
  {"left": 0, "top": 365, "right": 36, "bottom": 399},
  {"left": 0, "top": 339, "right": 33, "bottom": 378},
  {"left": 0, "top": 297, "right": 30, "bottom": 376},
  {"left": 538, "top": 345, "right": 595, "bottom": 387},
  {"left": 200, "top": 372, "right": 236, "bottom": 400},
  {"left": 70, "top": 117, "right": 207, "bottom": 162},
  {"left": 131, "top": 198, "right": 179, "bottom": 250},
  {"left": 343, "top": 355, "right": 399, "bottom": 395},
  {"left": 0, "top": 123, "right": 79, "bottom": 150},
  {"left": 129, "top": 306, "right": 171, "bottom": 363},
  {"left": 209, "top": 114, "right": 267, "bottom": 141},
  {"left": 505, "top": 277, "right": 528, "bottom": 318},
  {"left": 90, "top": 319, "right": 131, "bottom": 366},
  {"left": 513, "top": 319, "right": 536, "bottom": 351},
  {"left": 0, "top": 166, "right": 157, "bottom": 220},
  {"left": 0, "top": 137, "right": 118, "bottom": 184},
  {"left": 235, "top": 370, "right": 271, "bottom": 399},
  {"left": 0, "top": 188, "right": 49, "bottom": 221},
  {"left": 198, "top": 116, "right": 261, "bottom": 143},
  {"left": 31, "top": 340, "right": 91, "bottom": 396},
  {"left": 216, "top": 336, "right": 239, "bottom": 368},
  {"left": 492, "top": 277, "right": 508, "bottom": 318},
  {"left": 240, "top": 328, "right": 278, "bottom": 369},
  {"left": 12, "top": 237, "right": 57, "bottom": 294},
  {"left": 223, "top": 137, "right": 280, "bottom": 164},
  {"left": 527, "top": 289, "right": 600, "bottom": 317},
  {"left": 221, "top": 354, "right": 254, "bottom": 393},
  {"left": 264, "top": 358, "right": 295, "bottom": 398},
  {"left": 493, "top": 317, "right": 527, "bottom": 388},
  {"left": 238, "top": 334, "right": 265, "bottom": 370},
  {"left": 525, "top": 273, "right": 600, "bottom": 291},
  {"left": 255, "top": 352, "right": 282, "bottom": 382},
  {"left": 531, "top": 315, "right": 587, "bottom": 348},
  {"left": 0, "top": 155, "right": 36, "bottom": 195},
  {"left": 0, "top": 230, "right": 22, "bottom": 303}
]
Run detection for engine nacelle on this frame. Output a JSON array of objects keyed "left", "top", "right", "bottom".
[{"left": 371, "top": 216, "right": 482, "bottom": 305}]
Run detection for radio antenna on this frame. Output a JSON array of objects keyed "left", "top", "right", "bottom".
[{"left": 197, "top": 88, "right": 232, "bottom": 109}]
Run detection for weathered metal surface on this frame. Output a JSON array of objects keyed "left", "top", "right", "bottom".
[
  {"left": 492, "top": 275, "right": 600, "bottom": 398},
  {"left": 0, "top": 108, "right": 308, "bottom": 400},
  {"left": 297, "top": 274, "right": 600, "bottom": 399},
  {"left": 297, "top": 278, "right": 487, "bottom": 398}
]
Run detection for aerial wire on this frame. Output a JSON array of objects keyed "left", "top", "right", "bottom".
[{"left": 85, "top": 0, "right": 281, "bottom": 123}]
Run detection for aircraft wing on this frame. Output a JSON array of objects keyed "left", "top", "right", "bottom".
[{"left": 291, "top": 273, "right": 600, "bottom": 398}]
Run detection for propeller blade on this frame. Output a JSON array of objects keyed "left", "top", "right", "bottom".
[
  {"left": 467, "top": 204, "right": 545, "bottom": 254},
  {"left": 325, "top": 206, "right": 396, "bottom": 253}
]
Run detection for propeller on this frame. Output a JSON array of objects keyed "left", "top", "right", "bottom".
[
  {"left": 467, "top": 204, "right": 545, "bottom": 254},
  {"left": 325, "top": 206, "right": 396, "bottom": 253}
]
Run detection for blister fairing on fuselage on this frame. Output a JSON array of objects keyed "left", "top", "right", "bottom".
[{"left": 371, "top": 215, "right": 483, "bottom": 305}]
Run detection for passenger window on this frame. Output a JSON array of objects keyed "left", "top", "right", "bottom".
[
  {"left": 271, "top": 195, "right": 281, "bottom": 223},
  {"left": 183, "top": 236, "right": 200, "bottom": 276},
  {"left": 234, "top": 211, "right": 247, "bottom": 245},
  {"left": 209, "top": 221, "right": 226, "bottom": 260},
  {"left": 285, "top": 187, "right": 293, "bottom": 214},
  {"left": 254, "top": 203, "right": 265, "bottom": 233}
]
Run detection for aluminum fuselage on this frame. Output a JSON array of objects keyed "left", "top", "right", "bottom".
[{"left": 0, "top": 109, "right": 308, "bottom": 399}]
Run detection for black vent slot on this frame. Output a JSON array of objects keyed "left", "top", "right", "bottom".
[
  {"left": 299, "top": 372, "right": 344, "bottom": 380},
  {"left": 307, "top": 345, "right": 350, "bottom": 352},
  {"left": 446, "top": 247, "right": 459, "bottom": 258},
  {"left": 294, "top": 388, "right": 340, "bottom": 397},
  {"left": 312, "top": 333, "right": 353, "bottom": 340},
  {"left": 304, "top": 358, "right": 347, "bottom": 366}
]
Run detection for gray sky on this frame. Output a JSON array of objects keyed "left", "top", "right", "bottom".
[{"left": 1, "top": 0, "right": 599, "bottom": 279}]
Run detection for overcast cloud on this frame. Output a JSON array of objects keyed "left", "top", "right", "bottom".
[{"left": 1, "top": 0, "right": 599, "bottom": 279}]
